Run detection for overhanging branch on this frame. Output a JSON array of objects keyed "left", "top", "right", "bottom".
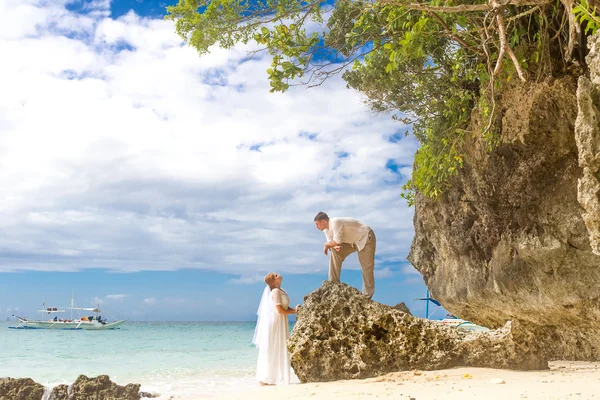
[{"left": 375, "top": 0, "right": 550, "bottom": 13}]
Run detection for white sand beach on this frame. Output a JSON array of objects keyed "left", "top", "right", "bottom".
[{"left": 215, "top": 361, "right": 600, "bottom": 400}]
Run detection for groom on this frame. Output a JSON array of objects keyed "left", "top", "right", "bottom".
[{"left": 314, "top": 212, "right": 376, "bottom": 299}]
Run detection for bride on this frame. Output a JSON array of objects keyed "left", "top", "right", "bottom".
[{"left": 253, "top": 272, "right": 300, "bottom": 386}]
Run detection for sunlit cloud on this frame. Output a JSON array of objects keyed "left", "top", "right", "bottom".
[{"left": 0, "top": 0, "right": 417, "bottom": 278}]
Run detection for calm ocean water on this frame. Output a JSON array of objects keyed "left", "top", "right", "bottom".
[{"left": 0, "top": 321, "right": 289, "bottom": 399}]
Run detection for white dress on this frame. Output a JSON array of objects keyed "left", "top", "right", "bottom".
[{"left": 256, "top": 288, "right": 291, "bottom": 385}]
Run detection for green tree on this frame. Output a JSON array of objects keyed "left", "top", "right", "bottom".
[{"left": 166, "top": 0, "right": 591, "bottom": 203}]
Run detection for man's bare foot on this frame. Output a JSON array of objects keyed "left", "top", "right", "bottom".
[{"left": 259, "top": 381, "right": 270, "bottom": 386}]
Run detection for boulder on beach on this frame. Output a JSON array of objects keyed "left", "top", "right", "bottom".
[{"left": 288, "top": 281, "right": 548, "bottom": 383}]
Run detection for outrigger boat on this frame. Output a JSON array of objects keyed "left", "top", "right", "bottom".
[
  {"left": 416, "top": 290, "right": 489, "bottom": 332},
  {"left": 10, "top": 293, "right": 127, "bottom": 330}
]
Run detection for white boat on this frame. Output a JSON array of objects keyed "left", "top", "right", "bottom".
[{"left": 10, "top": 293, "right": 127, "bottom": 330}]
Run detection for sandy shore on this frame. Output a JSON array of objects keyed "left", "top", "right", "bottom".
[{"left": 215, "top": 361, "right": 600, "bottom": 400}]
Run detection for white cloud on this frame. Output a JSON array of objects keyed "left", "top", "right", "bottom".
[
  {"left": 106, "top": 294, "right": 129, "bottom": 300},
  {"left": 228, "top": 274, "right": 267, "bottom": 285},
  {"left": 215, "top": 297, "right": 224, "bottom": 305},
  {"left": 374, "top": 267, "right": 394, "bottom": 279},
  {"left": 0, "top": 0, "right": 417, "bottom": 275},
  {"left": 92, "top": 297, "right": 104, "bottom": 305},
  {"left": 143, "top": 297, "right": 157, "bottom": 305}
]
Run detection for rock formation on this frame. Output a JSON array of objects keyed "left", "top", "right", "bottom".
[
  {"left": 50, "top": 375, "right": 142, "bottom": 400},
  {"left": 408, "top": 33, "right": 600, "bottom": 361},
  {"left": 289, "top": 281, "right": 547, "bottom": 382},
  {"left": 0, "top": 375, "right": 148, "bottom": 400},
  {"left": 0, "top": 377, "right": 45, "bottom": 400}
]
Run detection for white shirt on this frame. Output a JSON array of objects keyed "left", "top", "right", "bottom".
[{"left": 324, "top": 217, "right": 372, "bottom": 251}]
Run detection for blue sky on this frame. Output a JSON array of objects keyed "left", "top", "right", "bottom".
[{"left": 0, "top": 0, "right": 439, "bottom": 321}]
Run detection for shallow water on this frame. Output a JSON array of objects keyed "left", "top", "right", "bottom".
[{"left": 0, "top": 321, "right": 268, "bottom": 398}]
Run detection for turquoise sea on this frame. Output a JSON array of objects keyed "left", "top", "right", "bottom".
[{"left": 0, "top": 321, "right": 286, "bottom": 399}]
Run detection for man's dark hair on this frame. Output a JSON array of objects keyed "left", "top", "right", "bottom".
[{"left": 314, "top": 212, "right": 329, "bottom": 222}]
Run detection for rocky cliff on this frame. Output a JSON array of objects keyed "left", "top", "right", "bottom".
[{"left": 408, "top": 33, "right": 600, "bottom": 361}]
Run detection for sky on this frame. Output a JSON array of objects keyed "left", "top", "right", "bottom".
[{"left": 0, "top": 0, "right": 438, "bottom": 321}]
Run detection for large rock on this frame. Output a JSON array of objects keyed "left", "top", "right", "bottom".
[
  {"left": 288, "top": 281, "right": 548, "bottom": 382},
  {"left": 0, "top": 377, "right": 45, "bottom": 400},
  {"left": 50, "top": 375, "right": 141, "bottom": 400},
  {"left": 408, "top": 34, "right": 600, "bottom": 361}
]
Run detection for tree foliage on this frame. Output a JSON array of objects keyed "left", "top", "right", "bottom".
[{"left": 166, "top": 0, "right": 595, "bottom": 204}]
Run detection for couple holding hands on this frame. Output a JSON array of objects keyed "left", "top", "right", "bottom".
[{"left": 252, "top": 212, "right": 377, "bottom": 386}]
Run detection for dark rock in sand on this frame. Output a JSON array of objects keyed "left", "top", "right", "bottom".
[
  {"left": 288, "top": 282, "right": 547, "bottom": 382},
  {"left": 140, "top": 392, "right": 160, "bottom": 398},
  {"left": 50, "top": 375, "right": 141, "bottom": 400},
  {"left": 0, "top": 377, "right": 45, "bottom": 400}
]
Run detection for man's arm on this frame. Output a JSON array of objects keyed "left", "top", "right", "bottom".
[
  {"left": 324, "top": 219, "right": 342, "bottom": 252},
  {"left": 324, "top": 240, "right": 339, "bottom": 248}
]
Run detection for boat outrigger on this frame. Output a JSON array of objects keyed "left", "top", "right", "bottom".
[
  {"left": 416, "top": 290, "right": 489, "bottom": 332},
  {"left": 10, "top": 293, "right": 127, "bottom": 330}
]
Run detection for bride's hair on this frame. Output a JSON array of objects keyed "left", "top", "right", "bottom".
[{"left": 264, "top": 272, "right": 276, "bottom": 288}]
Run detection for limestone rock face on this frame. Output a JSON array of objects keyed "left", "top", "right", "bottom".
[
  {"left": 0, "top": 377, "right": 45, "bottom": 400},
  {"left": 576, "top": 33, "right": 600, "bottom": 255},
  {"left": 50, "top": 375, "right": 141, "bottom": 400},
  {"left": 288, "top": 282, "right": 548, "bottom": 382},
  {"left": 409, "top": 34, "right": 600, "bottom": 361}
]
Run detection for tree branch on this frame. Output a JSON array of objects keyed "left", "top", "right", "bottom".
[
  {"left": 375, "top": 0, "right": 549, "bottom": 13},
  {"left": 561, "top": 0, "right": 581, "bottom": 61},
  {"left": 492, "top": 0, "right": 527, "bottom": 81},
  {"left": 429, "top": 11, "right": 481, "bottom": 52}
]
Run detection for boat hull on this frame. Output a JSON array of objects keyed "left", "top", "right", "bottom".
[{"left": 12, "top": 319, "right": 127, "bottom": 330}]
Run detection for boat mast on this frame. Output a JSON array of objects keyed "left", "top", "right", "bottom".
[{"left": 71, "top": 290, "right": 74, "bottom": 320}]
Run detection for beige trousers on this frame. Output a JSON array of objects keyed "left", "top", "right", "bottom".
[{"left": 329, "top": 230, "right": 376, "bottom": 298}]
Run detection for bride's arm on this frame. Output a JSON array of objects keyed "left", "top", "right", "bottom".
[{"left": 275, "top": 304, "right": 297, "bottom": 315}]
